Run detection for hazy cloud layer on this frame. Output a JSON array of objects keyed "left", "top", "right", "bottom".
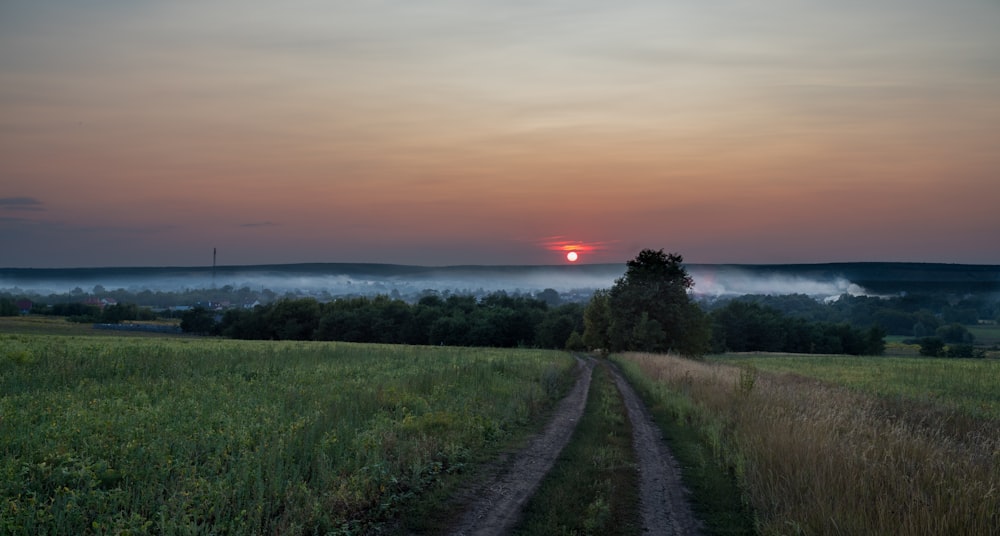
[{"left": 0, "top": 197, "right": 44, "bottom": 211}]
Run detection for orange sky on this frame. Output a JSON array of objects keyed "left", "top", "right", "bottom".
[{"left": 2, "top": 1, "right": 999, "bottom": 267}]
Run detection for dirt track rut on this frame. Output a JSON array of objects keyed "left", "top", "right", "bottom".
[
  {"left": 446, "top": 356, "right": 702, "bottom": 536},
  {"left": 447, "top": 358, "right": 594, "bottom": 536},
  {"left": 608, "top": 362, "right": 703, "bottom": 535}
]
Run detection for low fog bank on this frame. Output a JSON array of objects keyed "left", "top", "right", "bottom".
[
  {"left": 687, "top": 265, "right": 872, "bottom": 302},
  {"left": 4, "top": 262, "right": 997, "bottom": 306},
  {"left": 0, "top": 264, "right": 626, "bottom": 301},
  {"left": 0, "top": 262, "right": 953, "bottom": 304}
]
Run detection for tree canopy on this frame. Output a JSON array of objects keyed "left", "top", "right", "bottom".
[{"left": 589, "top": 249, "right": 711, "bottom": 356}]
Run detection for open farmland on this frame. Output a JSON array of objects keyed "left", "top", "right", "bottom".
[
  {"left": 616, "top": 352, "right": 1000, "bottom": 535},
  {"left": 0, "top": 334, "right": 575, "bottom": 534},
  {"left": 714, "top": 353, "right": 1000, "bottom": 419},
  {"left": 968, "top": 324, "right": 1000, "bottom": 347}
]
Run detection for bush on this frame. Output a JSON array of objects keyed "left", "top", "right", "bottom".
[
  {"left": 918, "top": 337, "right": 946, "bottom": 357},
  {"left": 945, "top": 344, "right": 977, "bottom": 358}
]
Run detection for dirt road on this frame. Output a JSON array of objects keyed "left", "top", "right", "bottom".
[
  {"left": 447, "top": 357, "right": 593, "bottom": 536},
  {"left": 446, "top": 356, "right": 702, "bottom": 536},
  {"left": 608, "top": 362, "right": 703, "bottom": 535}
]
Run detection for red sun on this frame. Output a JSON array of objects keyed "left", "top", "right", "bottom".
[{"left": 566, "top": 251, "right": 579, "bottom": 262}]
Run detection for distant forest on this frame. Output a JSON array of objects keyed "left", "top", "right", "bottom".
[{"left": 3, "top": 261, "right": 998, "bottom": 357}]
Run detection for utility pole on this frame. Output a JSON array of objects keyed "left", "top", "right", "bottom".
[{"left": 212, "top": 248, "right": 217, "bottom": 289}]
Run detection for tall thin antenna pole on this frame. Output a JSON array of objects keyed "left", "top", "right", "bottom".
[{"left": 212, "top": 248, "right": 217, "bottom": 289}]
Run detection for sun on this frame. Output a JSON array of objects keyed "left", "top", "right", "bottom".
[{"left": 566, "top": 251, "right": 579, "bottom": 262}]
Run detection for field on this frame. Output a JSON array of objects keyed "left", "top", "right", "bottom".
[
  {"left": 616, "top": 352, "right": 1000, "bottom": 535},
  {"left": 0, "top": 334, "right": 575, "bottom": 534},
  {"left": 714, "top": 353, "right": 1000, "bottom": 419},
  {"left": 5, "top": 323, "right": 999, "bottom": 535},
  {"left": 968, "top": 324, "right": 1000, "bottom": 346}
]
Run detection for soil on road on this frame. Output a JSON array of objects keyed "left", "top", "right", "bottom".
[
  {"left": 608, "top": 361, "right": 704, "bottom": 535},
  {"left": 444, "top": 356, "right": 703, "bottom": 536},
  {"left": 446, "top": 357, "right": 594, "bottom": 536}
]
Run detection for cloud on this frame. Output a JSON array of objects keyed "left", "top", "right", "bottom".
[
  {"left": 0, "top": 197, "right": 44, "bottom": 211},
  {"left": 537, "top": 236, "right": 617, "bottom": 254},
  {"left": 240, "top": 221, "right": 279, "bottom": 228}
]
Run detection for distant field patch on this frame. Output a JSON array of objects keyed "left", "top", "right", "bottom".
[
  {"left": 712, "top": 353, "right": 1000, "bottom": 419},
  {"left": 0, "top": 334, "right": 575, "bottom": 534},
  {"left": 968, "top": 324, "right": 1000, "bottom": 346}
]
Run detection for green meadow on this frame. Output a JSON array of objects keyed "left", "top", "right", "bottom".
[
  {"left": 0, "top": 334, "right": 575, "bottom": 534},
  {"left": 711, "top": 353, "right": 1000, "bottom": 419},
  {"left": 967, "top": 324, "right": 1000, "bottom": 346}
]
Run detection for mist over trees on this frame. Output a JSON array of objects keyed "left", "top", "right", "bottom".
[{"left": 9, "top": 252, "right": 1000, "bottom": 358}]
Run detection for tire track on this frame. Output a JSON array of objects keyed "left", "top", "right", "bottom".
[
  {"left": 608, "top": 362, "right": 704, "bottom": 535},
  {"left": 447, "top": 357, "right": 595, "bottom": 536}
]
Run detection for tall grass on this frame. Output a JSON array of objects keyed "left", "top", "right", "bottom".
[
  {"left": 615, "top": 352, "right": 1000, "bottom": 535},
  {"left": 0, "top": 334, "right": 575, "bottom": 534},
  {"left": 714, "top": 354, "right": 1000, "bottom": 419}
]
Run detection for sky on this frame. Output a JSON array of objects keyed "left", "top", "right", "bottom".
[{"left": 2, "top": 1, "right": 999, "bottom": 268}]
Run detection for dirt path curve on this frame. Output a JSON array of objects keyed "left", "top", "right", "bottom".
[
  {"left": 608, "top": 362, "right": 704, "bottom": 535},
  {"left": 446, "top": 357, "right": 595, "bottom": 536}
]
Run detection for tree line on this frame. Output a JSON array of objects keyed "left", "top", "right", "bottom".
[
  {"left": 705, "top": 292, "right": 992, "bottom": 339},
  {"left": 181, "top": 293, "right": 587, "bottom": 350},
  {"left": 577, "top": 249, "right": 887, "bottom": 357},
  {"left": 12, "top": 249, "right": 993, "bottom": 358},
  {"left": 4, "top": 301, "right": 159, "bottom": 324},
  {"left": 708, "top": 300, "right": 886, "bottom": 355},
  {"left": 178, "top": 250, "right": 892, "bottom": 357}
]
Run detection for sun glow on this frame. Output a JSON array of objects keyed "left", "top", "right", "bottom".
[{"left": 539, "top": 237, "right": 616, "bottom": 263}]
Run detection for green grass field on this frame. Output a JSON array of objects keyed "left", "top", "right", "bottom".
[
  {"left": 711, "top": 353, "right": 1000, "bottom": 419},
  {"left": 0, "top": 333, "right": 575, "bottom": 534},
  {"left": 968, "top": 324, "right": 1000, "bottom": 346}
]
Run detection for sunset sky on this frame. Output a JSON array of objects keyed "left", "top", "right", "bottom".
[{"left": 3, "top": 1, "right": 999, "bottom": 268}]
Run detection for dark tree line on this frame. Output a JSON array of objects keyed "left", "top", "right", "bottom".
[
  {"left": 707, "top": 293, "right": 992, "bottom": 339},
  {"left": 0, "top": 298, "right": 21, "bottom": 316},
  {"left": 18, "top": 249, "right": 997, "bottom": 359},
  {"left": 579, "top": 249, "right": 889, "bottom": 357},
  {"left": 20, "top": 302, "right": 158, "bottom": 324},
  {"left": 181, "top": 293, "right": 587, "bottom": 350},
  {"left": 709, "top": 300, "right": 886, "bottom": 355},
  {"left": 180, "top": 250, "right": 891, "bottom": 357}
]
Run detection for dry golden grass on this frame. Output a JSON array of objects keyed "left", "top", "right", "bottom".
[{"left": 616, "top": 352, "right": 1000, "bottom": 535}]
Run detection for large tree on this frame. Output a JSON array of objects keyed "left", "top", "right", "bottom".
[
  {"left": 582, "top": 289, "right": 611, "bottom": 352},
  {"left": 606, "top": 249, "right": 710, "bottom": 356}
]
